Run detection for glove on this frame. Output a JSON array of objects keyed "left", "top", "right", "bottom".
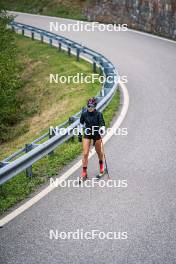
[
  {"left": 99, "top": 126, "right": 106, "bottom": 135},
  {"left": 78, "top": 133, "right": 82, "bottom": 143}
]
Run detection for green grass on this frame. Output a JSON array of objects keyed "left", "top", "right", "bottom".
[
  {"left": 0, "top": 33, "right": 100, "bottom": 159},
  {"left": 2, "top": 0, "right": 87, "bottom": 20},
  {"left": 0, "top": 90, "right": 120, "bottom": 215}
]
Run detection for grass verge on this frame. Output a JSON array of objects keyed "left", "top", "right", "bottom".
[{"left": 0, "top": 33, "right": 100, "bottom": 159}]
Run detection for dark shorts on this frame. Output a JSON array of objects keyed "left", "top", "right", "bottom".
[{"left": 83, "top": 133, "right": 101, "bottom": 141}]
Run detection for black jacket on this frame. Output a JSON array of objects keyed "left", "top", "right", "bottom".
[{"left": 80, "top": 109, "right": 105, "bottom": 130}]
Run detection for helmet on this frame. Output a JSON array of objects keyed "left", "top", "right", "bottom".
[{"left": 87, "top": 97, "right": 97, "bottom": 108}]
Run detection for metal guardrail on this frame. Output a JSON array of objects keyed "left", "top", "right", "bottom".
[{"left": 0, "top": 21, "right": 118, "bottom": 185}]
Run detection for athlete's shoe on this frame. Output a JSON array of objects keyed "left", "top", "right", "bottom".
[
  {"left": 96, "top": 168, "right": 107, "bottom": 179},
  {"left": 79, "top": 174, "right": 87, "bottom": 184},
  {"left": 79, "top": 168, "right": 88, "bottom": 184},
  {"left": 99, "top": 160, "right": 104, "bottom": 174}
]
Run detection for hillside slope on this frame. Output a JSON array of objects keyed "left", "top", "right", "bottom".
[{"left": 1, "top": 0, "right": 87, "bottom": 20}]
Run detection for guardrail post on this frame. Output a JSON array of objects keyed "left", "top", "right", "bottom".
[
  {"left": 100, "top": 67, "right": 103, "bottom": 75},
  {"left": 40, "top": 34, "right": 44, "bottom": 43},
  {"left": 58, "top": 41, "right": 62, "bottom": 51},
  {"left": 49, "top": 38, "right": 52, "bottom": 46},
  {"left": 93, "top": 61, "right": 96, "bottom": 73},
  {"left": 101, "top": 88, "right": 105, "bottom": 97},
  {"left": 69, "top": 117, "right": 75, "bottom": 142},
  {"left": 48, "top": 128, "right": 55, "bottom": 156},
  {"left": 0, "top": 162, "right": 5, "bottom": 168},
  {"left": 31, "top": 31, "right": 34, "bottom": 40},
  {"left": 68, "top": 46, "right": 71, "bottom": 56},
  {"left": 22, "top": 27, "right": 24, "bottom": 36},
  {"left": 25, "top": 144, "right": 33, "bottom": 177},
  {"left": 76, "top": 48, "right": 80, "bottom": 61}
]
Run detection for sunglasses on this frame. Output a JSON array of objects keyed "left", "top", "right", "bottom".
[{"left": 88, "top": 105, "right": 95, "bottom": 108}]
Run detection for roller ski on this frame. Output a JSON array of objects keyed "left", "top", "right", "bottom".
[
  {"left": 96, "top": 168, "right": 107, "bottom": 179},
  {"left": 96, "top": 160, "right": 108, "bottom": 179},
  {"left": 79, "top": 167, "right": 88, "bottom": 184},
  {"left": 96, "top": 155, "right": 110, "bottom": 180}
]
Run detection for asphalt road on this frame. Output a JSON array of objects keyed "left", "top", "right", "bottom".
[{"left": 1, "top": 12, "right": 176, "bottom": 264}]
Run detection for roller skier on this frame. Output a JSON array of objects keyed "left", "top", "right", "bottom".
[{"left": 78, "top": 97, "right": 107, "bottom": 182}]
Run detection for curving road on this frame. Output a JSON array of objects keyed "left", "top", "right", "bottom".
[{"left": 1, "top": 12, "right": 176, "bottom": 264}]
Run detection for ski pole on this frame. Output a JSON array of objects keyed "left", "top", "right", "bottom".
[{"left": 101, "top": 138, "right": 111, "bottom": 179}]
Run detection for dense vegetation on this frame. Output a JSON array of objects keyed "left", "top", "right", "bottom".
[
  {"left": 1, "top": 0, "right": 88, "bottom": 20},
  {"left": 0, "top": 7, "right": 24, "bottom": 143}
]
